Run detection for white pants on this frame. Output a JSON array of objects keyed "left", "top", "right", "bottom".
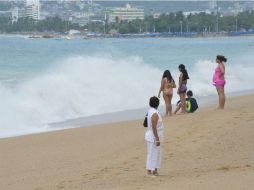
[{"left": 146, "top": 141, "right": 162, "bottom": 171}]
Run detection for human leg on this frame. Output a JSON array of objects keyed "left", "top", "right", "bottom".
[
  {"left": 163, "top": 94, "right": 170, "bottom": 116},
  {"left": 146, "top": 141, "right": 161, "bottom": 175},
  {"left": 216, "top": 86, "right": 225, "bottom": 109},
  {"left": 180, "top": 93, "right": 186, "bottom": 113},
  {"left": 174, "top": 103, "right": 181, "bottom": 114},
  {"left": 168, "top": 94, "right": 173, "bottom": 116},
  {"left": 153, "top": 144, "right": 162, "bottom": 175}
]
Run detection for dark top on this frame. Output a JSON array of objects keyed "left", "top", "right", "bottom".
[
  {"left": 182, "top": 70, "right": 189, "bottom": 81},
  {"left": 177, "top": 97, "right": 198, "bottom": 113}
]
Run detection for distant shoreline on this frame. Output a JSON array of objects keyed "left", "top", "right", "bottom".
[{"left": 1, "top": 32, "right": 254, "bottom": 40}]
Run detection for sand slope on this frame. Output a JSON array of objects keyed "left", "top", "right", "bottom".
[{"left": 0, "top": 95, "right": 254, "bottom": 190}]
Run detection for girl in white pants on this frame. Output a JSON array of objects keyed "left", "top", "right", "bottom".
[{"left": 145, "top": 96, "right": 164, "bottom": 176}]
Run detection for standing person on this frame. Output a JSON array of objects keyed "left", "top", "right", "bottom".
[
  {"left": 213, "top": 55, "right": 227, "bottom": 109},
  {"left": 145, "top": 96, "right": 164, "bottom": 177},
  {"left": 158, "top": 70, "right": 176, "bottom": 116},
  {"left": 177, "top": 64, "right": 189, "bottom": 114}
]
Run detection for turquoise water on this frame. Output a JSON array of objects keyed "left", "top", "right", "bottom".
[
  {"left": 0, "top": 35, "right": 254, "bottom": 137},
  {"left": 1, "top": 36, "right": 254, "bottom": 83}
]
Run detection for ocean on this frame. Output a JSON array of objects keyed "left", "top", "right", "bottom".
[{"left": 1, "top": 36, "right": 254, "bottom": 138}]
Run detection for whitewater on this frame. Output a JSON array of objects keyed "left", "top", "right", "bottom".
[{"left": 0, "top": 36, "right": 254, "bottom": 138}]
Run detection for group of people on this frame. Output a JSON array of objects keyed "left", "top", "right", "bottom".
[
  {"left": 157, "top": 64, "right": 198, "bottom": 116},
  {"left": 145, "top": 55, "right": 227, "bottom": 177}
]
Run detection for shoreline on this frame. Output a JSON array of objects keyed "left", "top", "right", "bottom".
[
  {"left": 1, "top": 88, "right": 254, "bottom": 139},
  {"left": 0, "top": 93, "right": 254, "bottom": 190},
  {"left": 1, "top": 33, "right": 254, "bottom": 40},
  {"left": 51, "top": 88, "right": 254, "bottom": 129}
]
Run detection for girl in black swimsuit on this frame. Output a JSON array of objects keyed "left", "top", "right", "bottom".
[{"left": 178, "top": 64, "right": 189, "bottom": 114}]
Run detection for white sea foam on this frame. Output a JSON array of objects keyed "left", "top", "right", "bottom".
[
  {"left": 0, "top": 55, "right": 162, "bottom": 137},
  {"left": 0, "top": 55, "right": 253, "bottom": 138},
  {"left": 188, "top": 59, "right": 254, "bottom": 97}
]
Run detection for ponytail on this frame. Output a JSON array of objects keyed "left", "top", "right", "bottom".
[{"left": 217, "top": 55, "right": 227, "bottom": 63}]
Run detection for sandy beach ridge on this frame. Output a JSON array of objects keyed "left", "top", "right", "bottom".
[{"left": 0, "top": 94, "right": 254, "bottom": 190}]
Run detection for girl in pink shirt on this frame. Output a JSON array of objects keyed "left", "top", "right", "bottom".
[{"left": 213, "top": 55, "right": 227, "bottom": 109}]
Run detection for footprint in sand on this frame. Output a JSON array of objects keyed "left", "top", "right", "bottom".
[
  {"left": 56, "top": 181, "right": 68, "bottom": 189},
  {"left": 100, "top": 167, "right": 109, "bottom": 173},
  {"left": 245, "top": 164, "right": 251, "bottom": 168},
  {"left": 113, "top": 172, "right": 122, "bottom": 175},
  {"left": 34, "top": 188, "right": 43, "bottom": 190},
  {"left": 217, "top": 165, "right": 241, "bottom": 171},
  {"left": 89, "top": 176, "right": 97, "bottom": 180},
  {"left": 82, "top": 173, "right": 89, "bottom": 178}
]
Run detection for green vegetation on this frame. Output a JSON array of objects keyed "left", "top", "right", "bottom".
[
  {"left": 0, "top": 10, "right": 254, "bottom": 34},
  {"left": 0, "top": 17, "right": 79, "bottom": 33},
  {"left": 109, "top": 11, "right": 254, "bottom": 34},
  {"left": 0, "top": 2, "right": 12, "bottom": 11}
]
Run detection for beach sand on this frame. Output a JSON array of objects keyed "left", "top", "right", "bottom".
[{"left": 0, "top": 94, "right": 254, "bottom": 190}]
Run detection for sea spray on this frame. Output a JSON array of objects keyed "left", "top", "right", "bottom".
[
  {"left": 188, "top": 59, "right": 254, "bottom": 97},
  {"left": 1, "top": 55, "right": 254, "bottom": 138},
  {"left": 0, "top": 55, "right": 161, "bottom": 137}
]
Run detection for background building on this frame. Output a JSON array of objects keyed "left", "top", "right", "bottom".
[
  {"left": 11, "top": 7, "right": 26, "bottom": 23},
  {"left": 108, "top": 3, "right": 144, "bottom": 23},
  {"left": 25, "top": 0, "right": 40, "bottom": 20}
]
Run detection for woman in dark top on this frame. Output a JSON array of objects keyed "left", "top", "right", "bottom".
[{"left": 177, "top": 64, "right": 189, "bottom": 114}]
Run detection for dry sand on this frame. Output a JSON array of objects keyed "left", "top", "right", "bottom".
[{"left": 0, "top": 94, "right": 254, "bottom": 190}]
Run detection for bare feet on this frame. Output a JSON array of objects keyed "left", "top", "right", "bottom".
[
  {"left": 153, "top": 171, "right": 159, "bottom": 176},
  {"left": 146, "top": 171, "right": 156, "bottom": 177},
  {"left": 146, "top": 169, "right": 159, "bottom": 177}
]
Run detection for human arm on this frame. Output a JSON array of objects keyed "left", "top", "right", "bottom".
[
  {"left": 172, "top": 80, "right": 176, "bottom": 88},
  {"left": 151, "top": 113, "right": 160, "bottom": 146},
  {"left": 177, "top": 73, "right": 183, "bottom": 94},
  {"left": 219, "top": 63, "right": 225, "bottom": 77},
  {"left": 158, "top": 78, "right": 165, "bottom": 98}
]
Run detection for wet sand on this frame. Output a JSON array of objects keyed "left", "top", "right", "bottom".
[{"left": 0, "top": 94, "right": 254, "bottom": 190}]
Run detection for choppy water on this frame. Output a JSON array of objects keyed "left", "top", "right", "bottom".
[{"left": 1, "top": 36, "right": 254, "bottom": 137}]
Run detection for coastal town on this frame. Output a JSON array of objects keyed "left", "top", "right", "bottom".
[{"left": 0, "top": 0, "right": 254, "bottom": 38}]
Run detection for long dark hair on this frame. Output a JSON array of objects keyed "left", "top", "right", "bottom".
[
  {"left": 178, "top": 64, "right": 189, "bottom": 81},
  {"left": 216, "top": 55, "right": 227, "bottom": 63},
  {"left": 162, "top": 70, "right": 174, "bottom": 82}
]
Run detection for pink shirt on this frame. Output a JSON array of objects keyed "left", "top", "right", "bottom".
[{"left": 213, "top": 66, "right": 226, "bottom": 86}]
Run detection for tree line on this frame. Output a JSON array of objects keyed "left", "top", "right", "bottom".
[
  {"left": 0, "top": 10, "right": 254, "bottom": 34},
  {"left": 0, "top": 17, "right": 80, "bottom": 33},
  {"left": 108, "top": 10, "right": 254, "bottom": 34}
]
